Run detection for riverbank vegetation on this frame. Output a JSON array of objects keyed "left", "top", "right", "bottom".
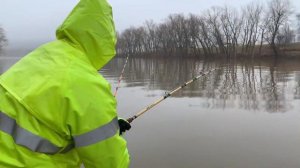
[{"left": 117, "top": 0, "right": 299, "bottom": 58}]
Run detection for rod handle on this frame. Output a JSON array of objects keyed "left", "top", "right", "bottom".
[{"left": 127, "top": 116, "right": 137, "bottom": 123}]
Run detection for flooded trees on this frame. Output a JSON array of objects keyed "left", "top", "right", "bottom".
[
  {"left": 220, "top": 6, "right": 243, "bottom": 58},
  {"left": 144, "top": 20, "right": 158, "bottom": 54},
  {"left": 205, "top": 7, "right": 225, "bottom": 56},
  {"left": 241, "top": 3, "right": 263, "bottom": 57},
  {"left": 166, "top": 14, "right": 190, "bottom": 56},
  {"left": 117, "top": 0, "right": 293, "bottom": 58},
  {"left": 116, "top": 27, "right": 147, "bottom": 56},
  {"left": 264, "top": 0, "right": 292, "bottom": 56},
  {"left": 186, "top": 14, "right": 202, "bottom": 56}
]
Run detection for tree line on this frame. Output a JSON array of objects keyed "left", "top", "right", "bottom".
[{"left": 116, "top": 0, "right": 294, "bottom": 58}]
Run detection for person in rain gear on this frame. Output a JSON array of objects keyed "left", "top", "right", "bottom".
[{"left": 0, "top": 0, "right": 131, "bottom": 167}]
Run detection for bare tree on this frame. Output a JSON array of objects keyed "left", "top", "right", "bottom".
[
  {"left": 144, "top": 20, "right": 158, "bottom": 54},
  {"left": 241, "top": 2, "right": 263, "bottom": 57},
  {"left": 220, "top": 6, "right": 243, "bottom": 58},
  {"left": 156, "top": 23, "right": 172, "bottom": 55},
  {"left": 165, "top": 14, "right": 190, "bottom": 56},
  {"left": 205, "top": 7, "right": 226, "bottom": 56},
  {"left": 265, "top": 0, "right": 292, "bottom": 56},
  {"left": 276, "top": 24, "right": 295, "bottom": 46},
  {"left": 198, "top": 16, "right": 215, "bottom": 56},
  {"left": 186, "top": 14, "right": 202, "bottom": 56},
  {"left": 258, "top": 15, "right": 268, "bottom": 56}
]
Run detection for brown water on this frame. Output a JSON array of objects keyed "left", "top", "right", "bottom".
[
  {"left": 1, "top": 51, "right": 300, "bottom": 168},
  {"left": 104, "top": 57, "right": 300, "bottom": 168}
]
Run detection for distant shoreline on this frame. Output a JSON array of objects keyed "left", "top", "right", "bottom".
[
  {"left": 2, "top": 43, "right": 300, "bottom": 59},
  {"left": 116, "top": 42, "right": 300, "bottom": 59}
]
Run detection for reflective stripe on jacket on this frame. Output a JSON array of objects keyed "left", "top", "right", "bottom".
[{"left": 0, "top": 0, "right": 130, "bottom": 167}]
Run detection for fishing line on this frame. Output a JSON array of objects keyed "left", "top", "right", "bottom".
[{"left": 114, "top": 55, "right": 129, "bottom": 97}]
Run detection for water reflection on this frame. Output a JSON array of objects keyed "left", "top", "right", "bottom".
[
  {"left": 295, "top": 74, "right": 300, "bottom": 99},
  {"left": 103, "top": 57, "right": 300, "bottom": 113}
]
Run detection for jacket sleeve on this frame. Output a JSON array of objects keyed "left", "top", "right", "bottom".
[{"left": 65, "top": 69, "right": 130, "bottom": 168}]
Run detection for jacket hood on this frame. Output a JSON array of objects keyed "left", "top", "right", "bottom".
[{"left": 56, "top": 0, "right": 116, "bottom": 70}]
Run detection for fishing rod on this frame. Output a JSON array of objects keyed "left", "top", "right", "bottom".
[
  {"left": 126, "top": 68, "right": 217, "bottom": 123},
  {"left": 114, "top": 55, "right": 129, "bottom": 97}
]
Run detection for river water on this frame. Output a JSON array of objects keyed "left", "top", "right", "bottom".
[{"left": 1, "top": 50, "right": 300, "bottom": 168}]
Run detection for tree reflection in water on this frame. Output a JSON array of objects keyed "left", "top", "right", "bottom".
[
  {"left": 295, "top": 74, "right": 300, "bottom": 99},
  {"left": 103, "top": 57, "right": 300, "bottom": 113}
]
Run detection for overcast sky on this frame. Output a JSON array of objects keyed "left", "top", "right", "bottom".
[{"left": 0, "top": 0, "right": 299, "bottom": 49}]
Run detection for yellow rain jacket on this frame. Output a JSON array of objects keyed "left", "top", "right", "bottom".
[{"left": 0, "top": 0, "right": 130, "bottom": 167}]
